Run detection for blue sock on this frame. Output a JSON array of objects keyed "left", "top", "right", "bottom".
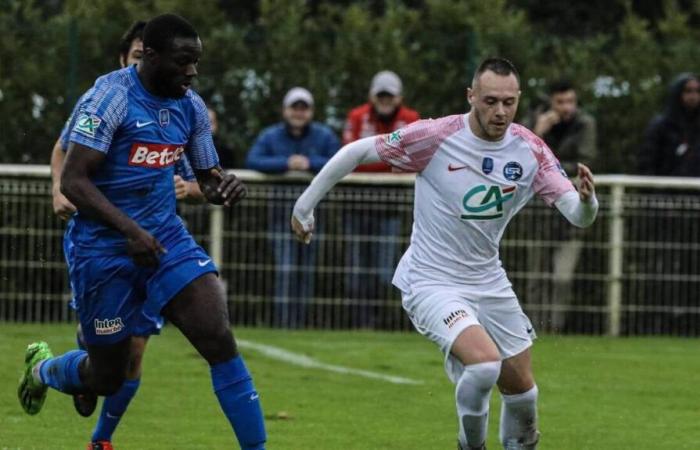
[
  {"left": 211, "top": 356, "right": 266, "bottom": 450},
  {"left": 91, "top": 378, "right": 140, "bottom": 442},
  {"left": 38, "top": 350, "right": 86, "bottom": 394}
]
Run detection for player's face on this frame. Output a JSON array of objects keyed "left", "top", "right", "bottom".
[
  {"left": 119, "top": 38, "right": 144, "bottom": 68},
  {"left": 147, "top": 36, "right": 202, "bottom": 98},
  {"left": 283, "top": 102, "right": 314, "bottom": 129},
  {"left": 681, "top": 78, "right": 700, "bottom": 112},
  {"left": 467, "top": 71, "right": 520, "bottom": 141},
  {"left": 550, "top": 89, "right": 577, "bottom": 122}
]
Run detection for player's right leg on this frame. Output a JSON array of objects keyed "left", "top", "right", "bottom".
[{"left": 402, "top": 287, "right": 501, "bottom": 450}]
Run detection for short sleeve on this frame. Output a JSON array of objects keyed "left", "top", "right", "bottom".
[
  {"left": 186, "top": 93, "right": 219, "bottom": 170},
  {"left": 374, "top": 115, "right": 464, "bottom": 173},
  {"left": 532, "top": 143, "right": 576, "bottom": 206},
  {"left": 68, "top": 83, "right": 128, "bottom": 153}
]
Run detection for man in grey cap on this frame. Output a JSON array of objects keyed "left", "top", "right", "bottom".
[
  {"left": 342, "top": 71, "right": 420, "bottom": 326},
  {"left": 246, "top": 87, "right": 340, "bottom": 327}
]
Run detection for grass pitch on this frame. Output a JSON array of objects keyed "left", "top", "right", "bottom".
[{"left": 0, "top": 324, "right": 697, "bottom": 449}]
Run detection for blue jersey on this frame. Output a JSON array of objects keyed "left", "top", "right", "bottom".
[
  {"left": 60, "top": 99, "right": 197, "bottom": 181},
  {"left": 67, "top": 65, "right": 218, "bottom": 254}
]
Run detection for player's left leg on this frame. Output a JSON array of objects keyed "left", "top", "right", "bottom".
[
  {"left": 161, "top": 273, "right": 266, "bottom": 449},
  {"left": 497, "top": 347, "right": 540, "bottom": 450}
]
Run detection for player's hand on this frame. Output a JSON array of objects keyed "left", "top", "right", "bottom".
[
  {"left": 52, "top": 187, "right": 77, "bottom": 221},
  {"left": 288, "top": 154, "right": 310, "bottom": 171},
  {"left": 173, "top": 175, "right": 188, "bottom": 200},
  {"left": 576, "top": 163, "right": 595, "bottom": 202},
  {"left": 202, "top": 168, "right": 247, "bottom": 207},
  {"left": 125, "top": 226, "right": 166, "bottom": 267},
  {"left": 291, "top": 214, "right": 313, "bottom": 244}
]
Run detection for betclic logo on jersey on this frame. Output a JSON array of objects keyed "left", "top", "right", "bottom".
[{"left": 128, "top": 143, "right": 185, "bottom": 168}]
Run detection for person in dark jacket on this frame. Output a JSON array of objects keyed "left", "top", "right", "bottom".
[
  {"left": 246, "top": 87, "right": 340, "bottom": 328},
  {"left": 636, "top": 73, "right": 700, "bottom": 335},
  {"left": 638, "top": 73, "right": 700, "bottom": 176}
]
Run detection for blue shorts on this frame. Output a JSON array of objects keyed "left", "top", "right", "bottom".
[{"left": 68, "top": 227, "right": 217, "bottom": 345}]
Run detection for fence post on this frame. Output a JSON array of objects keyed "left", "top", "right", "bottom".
[
  {"left": 209, "top": 205, "right": 224, "bottom": 269},
  {"left": 607, "top": 184, "right": 624, "bottom": 336}
]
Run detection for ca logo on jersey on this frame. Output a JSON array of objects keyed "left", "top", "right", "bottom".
[
  {"left": 461, "top": 184, "right": 516, "bottom": 220},
  {"left": 74, "top": 113, "right": 102, "bottom": 137}
]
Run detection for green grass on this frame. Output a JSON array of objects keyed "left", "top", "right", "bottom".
[{"left": 0, "top": 324, "right": 698, "bottom": 449}]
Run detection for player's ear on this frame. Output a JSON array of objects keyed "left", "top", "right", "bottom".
[{"left": 466, "top": 87, "right": 473, "bottom": 105}]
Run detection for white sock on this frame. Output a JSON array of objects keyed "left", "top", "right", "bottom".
[
  {"left": 455, "top": 360, "right": 502, "bottom": 448},
  {"left": 499, "top": 385, "right": 539, "bottom": 448}
]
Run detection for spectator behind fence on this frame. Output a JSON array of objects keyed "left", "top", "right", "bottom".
[
  {"left": 524, "top": 80, "right": 597, "bottom": 332},
  {"left": 638, "top": 73, "right": 700, "bottom": 176},
  {"left": 246, "top": 87, "right": 340, "bottom": 327},
  {"left": 342, "top": 70, "right": 419, "bottom": 327},
  {"left": 208, "top": 106, "right": 239, "bottom": 168},
  {"left": 636, "top": 73, "right": 700, "bottom": 335}
]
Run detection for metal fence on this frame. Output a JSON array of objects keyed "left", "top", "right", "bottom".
[{"left": 1, "top": 165, "right": 699, "bottom": 336}]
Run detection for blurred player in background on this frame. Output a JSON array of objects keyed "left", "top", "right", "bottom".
[
  {"left": 48, "top": 20, "right": 205, "bottom": 450},
  {"left": 292, "top": 58, "right": 598, "bottom": 449},
  {"left": 20, "top": 14, "right": 266, "bottom": 450}
]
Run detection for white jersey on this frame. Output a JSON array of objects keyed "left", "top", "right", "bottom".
[{"left": 374, "top": 113, "right": 575, "bottom": 291}]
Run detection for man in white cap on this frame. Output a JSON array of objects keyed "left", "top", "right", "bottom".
[
  {"left": 342, "top": 71, "right": 420, "bottom": 324},
  {"left": 246, "top": 87, "right": 340, "bottom": 327}
]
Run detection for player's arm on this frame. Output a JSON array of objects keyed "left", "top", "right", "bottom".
[
  {"left": 554, "top": 163, "right": 598, "bottom": 228},
  {"left": 50, "top": 138, "right": 77, "bottom": 220},
  {"left": 292, "top": 137, "right": 381, "bottom": 243},
  {"left": 61, "top": 143, "right": 165, "bottom": 266}
]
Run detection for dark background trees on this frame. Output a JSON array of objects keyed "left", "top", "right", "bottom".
[{"left": 1, "top": 0, "right": 699, "bottom": 172}]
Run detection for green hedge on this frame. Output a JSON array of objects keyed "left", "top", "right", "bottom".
[{"left": 2, "top": 0, "right": 699, "bottom": 172}]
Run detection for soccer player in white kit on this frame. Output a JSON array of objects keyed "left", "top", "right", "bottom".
[{"left": 291, "top": 58, "right": 598, "bottom": 450}]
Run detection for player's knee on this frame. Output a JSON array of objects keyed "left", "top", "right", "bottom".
[
  {"left": 198, "top": 327, "right": 237, "bottom": 365},
  {"left": 457, "top": 360, "right": 502, "bottom": 396}
]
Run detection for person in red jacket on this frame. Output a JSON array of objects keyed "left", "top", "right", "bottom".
[
  {"left": 343, "top": 71, "right": 420, "bottom": 171},
  {"left": 342, "top": 71, "right": 420, "bottom": 326}
]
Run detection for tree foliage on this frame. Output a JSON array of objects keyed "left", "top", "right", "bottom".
[{"left": 1, "top": 0, "right": 699, "bottom": 172}]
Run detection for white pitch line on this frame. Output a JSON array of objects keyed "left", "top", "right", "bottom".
[{"left": 238, "top": 339, "right": 423, "bottom": 385}]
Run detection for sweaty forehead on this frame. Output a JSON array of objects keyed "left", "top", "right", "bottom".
[{"left": 474, "top": 71, "right": 520, "bottom": 97}]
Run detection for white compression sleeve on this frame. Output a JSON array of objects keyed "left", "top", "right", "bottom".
[
  {"left": 554, "top": 190, "right": 599, "bottom": 228},
  {"left": 292, "top": 136, "right": 380, "bottom": 231}
]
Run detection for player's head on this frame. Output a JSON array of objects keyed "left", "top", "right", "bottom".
[
  {"left": 467, "top": 57, "right": 521, "bottom": 141},
  {"left": 141, "top": 13, "right": 201, "bottom": 98},
  {"left": 369, "top": 71, "right": 403, "bottom": 119},
  {"left": 548, "top": 79, "right": 578, "bottom": 122},
  {"left": 118, "top": 21, "right": 146, "bottom": 68},
  {"left": 282, "top": 87, "right": 314, "bottom": 131}
]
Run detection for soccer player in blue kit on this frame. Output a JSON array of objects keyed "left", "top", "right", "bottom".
[{"left": 18, "top": 14, "right": 267, "bottom": 449}]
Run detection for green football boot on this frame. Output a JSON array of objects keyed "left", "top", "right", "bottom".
[{"left": 17, "top": 341, "right": 53, "bottom": 415}]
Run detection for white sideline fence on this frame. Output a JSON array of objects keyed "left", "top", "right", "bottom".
[{"left": 1, "top": 165, "right": 700, "bottom": 336}]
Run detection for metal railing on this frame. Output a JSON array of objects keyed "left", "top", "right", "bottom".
[{"left": 1, "top": 165, "right": 699, "bottom": 336}]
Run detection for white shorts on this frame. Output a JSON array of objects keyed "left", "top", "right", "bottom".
[{"left": 401, "top": 279, "right": 536, "bottom": 383}]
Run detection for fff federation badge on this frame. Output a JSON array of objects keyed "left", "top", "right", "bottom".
[
  {"left": 503, "top": 161, "right": 523, "bottom": 181},
  {"left": 482, "top": 157, "right": 494, "bottom": 174}
]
